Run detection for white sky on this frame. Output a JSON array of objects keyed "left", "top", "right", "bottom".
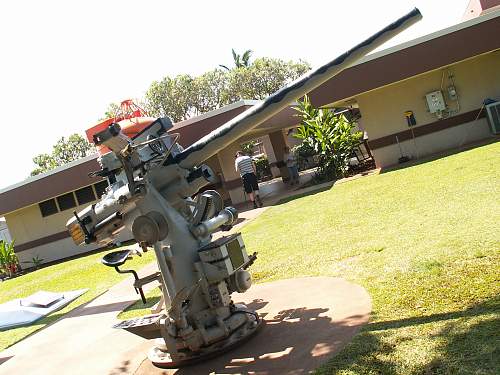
[{"left": 0, "top": 0, "right": 469, "bottom": 188}]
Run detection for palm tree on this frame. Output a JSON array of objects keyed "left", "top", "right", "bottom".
[{"left": 219, "top": 49, "right": 253, "bottom": 70}]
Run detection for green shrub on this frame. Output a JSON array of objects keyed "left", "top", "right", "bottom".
[{"left": 254, "top": 156, "right": 272, "bottom": 181}]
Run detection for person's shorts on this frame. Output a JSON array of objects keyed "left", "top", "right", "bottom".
[{"left": 242, "top": 173, "right": 259, "bottom": 193}]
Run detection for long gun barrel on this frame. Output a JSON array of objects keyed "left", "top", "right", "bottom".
[{"left": 174, "top": 8, "right": 422, "bottom": 169}]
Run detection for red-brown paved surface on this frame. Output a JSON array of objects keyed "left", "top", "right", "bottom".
[
  {"left": 0, "top": 172, "right": 377, "bottom": 375},
  {"left": 131, "top": 277, "right": 371, "bottom": 375}
]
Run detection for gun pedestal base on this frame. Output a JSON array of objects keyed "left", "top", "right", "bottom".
[{"left": 148, "top": 317, "right": 264, "bottom": 369}]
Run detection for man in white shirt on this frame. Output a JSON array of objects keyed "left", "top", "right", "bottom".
[{"left": 235, "top": 151, "right": 262, "bottom": 209}]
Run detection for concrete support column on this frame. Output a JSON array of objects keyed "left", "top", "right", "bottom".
[
  {"left": 262, "top": 135, "right": 280, "bottom": 177},
  {"left": 202, "top": 155, "right": 231, "bottom": 204},
  {"left": 268, "top": 130, "right": 290, "bottom": 182},
  {"left": 216, "top": 142, "right": 246, "bottom": 205}
]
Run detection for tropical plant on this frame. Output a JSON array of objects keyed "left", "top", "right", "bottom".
[
  {"left": 0, "top": 240, "right": 18, "bottom": 278},
  {"left": 220, "top": 49, "right": 253, "bottom": 70},
  {"left": 22, "top": 255, "right": 44, "bottom": 270},
  {"left": 293, "top": 95, "right": 363, "bottom": 180}
]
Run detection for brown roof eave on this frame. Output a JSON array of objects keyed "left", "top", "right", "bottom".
[
  {"left": 309, "top": 15, "right": 500, "bottom": 107},
  {"left": 0, "top": 158, "right": 102, "bottom": 217}
]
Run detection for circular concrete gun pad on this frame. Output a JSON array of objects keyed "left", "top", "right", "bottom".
[{"left": 133, "top": 277, "right": 371, "bottom": 375}]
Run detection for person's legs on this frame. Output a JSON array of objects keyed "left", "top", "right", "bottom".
[
  {"left": 243, "top": 174, "right": 258, "bottom": 208},
  {"left": 248, "top": 173, "right": 262, "bottom": 207},
  {"left": 248, "top": 191, "right": 256, "bottom": 209},
  {"left": 254, "top": 190, "right": 262, "bottom": 207}
]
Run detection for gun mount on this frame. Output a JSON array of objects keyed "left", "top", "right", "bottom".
[{"left": 66, "top": 8, "right": 421, "bottom": 368}]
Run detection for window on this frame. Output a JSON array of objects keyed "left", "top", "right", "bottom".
[
  {"left": 57, "top": 192, "right": 76, "bottom": 211},
  {"left": 39, "top": 199, "right": 58, "bottom": 217},
  {"left": 94, "top": 180, "right": 109, "bottom": 198},
  {"left": 75, "top": 186, "right": 96, "bottom": 205}
]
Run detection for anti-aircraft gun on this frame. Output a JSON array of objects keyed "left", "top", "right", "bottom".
[{"left": 66, "top": 8, "right": 421, "bottom": 368}]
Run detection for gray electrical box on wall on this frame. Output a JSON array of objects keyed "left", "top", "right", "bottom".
[
  {"left": 425, "top": 90, "right": 447, "bottom": 113},
  {"left": 485, "top": 101, "right": 500, "bottom": 134}
]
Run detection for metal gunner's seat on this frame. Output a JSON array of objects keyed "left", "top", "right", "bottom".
[{"left": 101, "top": 249, "right": 132, "bottom": 267}]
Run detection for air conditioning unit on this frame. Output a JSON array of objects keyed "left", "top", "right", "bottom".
[{"left": 485, "top": 101, "right": 500, "bottom": 134}]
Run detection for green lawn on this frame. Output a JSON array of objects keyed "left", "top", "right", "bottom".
[
  {"left": 122, "top": 141, "right": 499, "bottom": 374},
  {"left": 0, "top": 248, "right": 154, "bottom": 351}
]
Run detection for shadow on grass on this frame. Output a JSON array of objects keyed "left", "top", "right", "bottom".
[
  {"left": 275, "top": 184, "right": 334, "bottom": 205},
  {"left": 316, "top": 295, "right": 500, "bottom": 375},
  {"left": 380, "top": 137, "right": 499, "bottom": 175}
]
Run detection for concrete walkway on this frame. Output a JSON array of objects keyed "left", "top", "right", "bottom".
[
  {"left": 0, "top": 169, "right": 377, "bottom": 375},
  {"left": 0, "top": 261, "right": 160, "bottom": 375}
]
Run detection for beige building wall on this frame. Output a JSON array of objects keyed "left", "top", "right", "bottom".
[
  {"left": 5, "top": 186, "right": 134, "bottom": 265},
  {"left": 0, "top": 220, "right": 12, "bottom": 243},
  {"left": 5, "top": 203, "right": 100, "bottom": 265},
  {"left": 463, "top": 0, "right": 500, "bottom": 21},
  {"left": 14, "top": 236, "right": 99, "bottom": 267},
  {"left": 356, "top": 52, "right": 500, "bottom": 167},
  {"left": 463, "top": 0, "right": 485, "bottom": 21}
]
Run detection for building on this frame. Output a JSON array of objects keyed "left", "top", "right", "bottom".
[
  {"left": 308, "top": 8, "right": 500, "bottom": 168},
  {"left": 0, "top": 6, "right": 498, "bottom": 265},
  {"left": 463, "top": 0, "right": 500, "bottom": 21},
  {"left": 0, "top": 156, "right": 112, "bottom": 265}
]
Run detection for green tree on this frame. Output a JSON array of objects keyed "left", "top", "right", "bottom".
[
  {"left": 191, "top": 69, "right": 230, "bottom": 115},
  {"left": 102, "top": 102, "right": 121, "bottom": 120},
  {"left": 145, "top": 74, "right": 195, "bottom": 122},
  {"left": 227, "top": 57, "right": 310, "bottom": 101},
  {"left": 293, "top": 95, "right": 362, "bottom": 180},
  {"left": 31, "top": 134, "right": 96, "bottom": 176},
  {"left": 31, "top": 153, "right": 58, "bottom": 176},
  {"left": 139, "top": 55, "right": 310, "bottom": 123}
]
